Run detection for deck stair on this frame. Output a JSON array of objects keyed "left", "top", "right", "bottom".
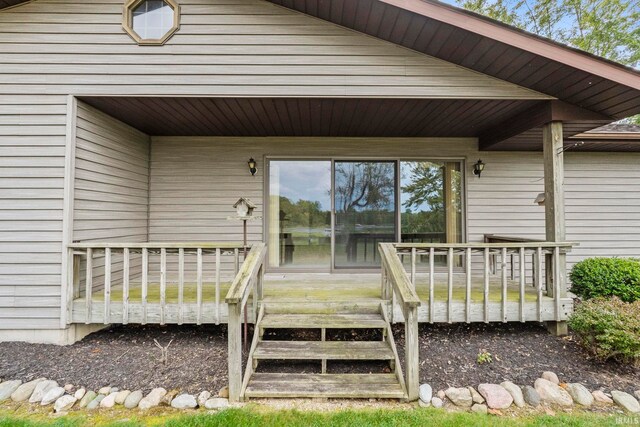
[{"left": 241, "top": 302, "right": 407, "bottom": 400}]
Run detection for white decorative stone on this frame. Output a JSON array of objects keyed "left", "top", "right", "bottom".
[
  {"left": 41, "top": 387, "right": 65, "bottom": 405},
  {"left": 74, "top": 388, "right": 86, "bottom": 400},
  {"left": 204, "top": 397, "right": 229, "bottom": 410},
  {"left": 64, "top": 384, "right": 74, "bottom": 392},
  {"left": 11, "top": 378, "right": 45, "bottom": 402},
  {"left": 592, "top": 390, "right": 613, "bottom": 404},
  {"left": 138, "top": 388, "right": 167, "bottom": 410},
  {"left": 79, "top": 391, "right": 97, "bottom": 408},
  {"left": 431, "top": 397, "right": 444, "bottom": 408},
  {"left": 500, "top": 381, "right": 524, "bottom": 407},
  {"left": 541, "top": 371, "right": 560, "bottom": 385},
  {"left": 534, "top": 378, "right": 573, "bottom": 407},
  {"left": 478, "top": 384, "right": 513, "bottom": 409},
  {"left": 54, "top": 395, "right": 77, "bottom": 413},
  {"left": 30, "top": 380, "right": 58, "bottom": 403},
  {"left": 419, "top": 384, "right": 433, "bottom": 404},
  {"left": 171, "top": 393, "right": 197, "bottom": 409},
  {"left": 444, "top": 387, "right": 473, "bottom": 407},
  {"left": 124, "top": 390, "right": 143, "bottom": 409},
  {"left": 87, "top": 395, "right": 105, "bottom": 410},
  {"left": 418, "top": 399, "right": 430, "bottom": 408},
  {"left": 0, "top": 380, "right": 22, "bottom": 401},
  {"left": 98, "top": 386, "right": 112, "bottom": 395},
  {"left": 566, "top": 383, "right": 593, "bottom": 407},
  {"left": 197, "top": 391, "right": 211, "bottom": 407},
  {"left": 115, "top": 390, "right": 131, "bottom": 405},
  {"left": 100, "top": 392, "right": 118, "bottom": 408},
  {"left": 611, "top": 391, "right": 640, "bottom": 413},
  {"left": 471, "top": 403, "right": 488, "bottom": 414}
]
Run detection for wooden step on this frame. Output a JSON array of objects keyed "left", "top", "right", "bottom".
[
  {"left": 253, "top": 340, "right": 394, "bottom": 360},
  {"left": 245, "top": 373, "right": 405, "bottom": 399},
  {"left": 260, "top": 313, "right": 386, "bottom": 329},
  {"left": 264, "top": 301, "right": 383, "bottom": 315}
]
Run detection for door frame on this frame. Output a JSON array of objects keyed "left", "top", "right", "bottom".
[{"left": 264, "top": 156, "right": 468, "bottom": 273}]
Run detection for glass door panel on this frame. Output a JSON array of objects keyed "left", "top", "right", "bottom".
[
  {"left": 400, "top": 161, "right": 463, "bottom": 266},
  {"left": 268, "top": 160, "right": 331, "bottom": 269},
  {"left": 334, "top": 161, "right": 396, "bottom": 268}
]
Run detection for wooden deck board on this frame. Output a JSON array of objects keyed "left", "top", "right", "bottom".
[{"left": 253, "top": 341, "right": 394, "bottom": 360}]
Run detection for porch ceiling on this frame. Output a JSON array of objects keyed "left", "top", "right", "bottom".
[{"left": 80, "top": 96, "right": 624, "bottom": 151}]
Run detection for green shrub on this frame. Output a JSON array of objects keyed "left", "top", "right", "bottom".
[
  {"left": 568, "top": 297, "right": 640, "bottom": 366},
  {"left": 570, "top": 257, "right": 640, "bottom": 302}
]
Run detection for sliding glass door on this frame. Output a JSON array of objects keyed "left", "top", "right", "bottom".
[
  {"left": 267, "top": 159, "right": 463, "bottom": 271},
  {"left": 334, "top": 161, "right": 396, "bottom": 268}
]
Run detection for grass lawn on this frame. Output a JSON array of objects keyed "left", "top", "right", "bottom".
[{"left": 0, "top": 406, "right": 629, "bottom": 427}]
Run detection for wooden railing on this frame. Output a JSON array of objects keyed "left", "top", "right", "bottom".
[
  {"left": 378, "top": 243, "right": 421, "bottom": 401},
  {"left": 224, "top": 243, "right": 267, "bottom": 403},
  {"left": 387, "top": 241, "right": 575, "bottom": 324},
  {"left": 67, "top": 242, "right": 247, "bottom": 325}
]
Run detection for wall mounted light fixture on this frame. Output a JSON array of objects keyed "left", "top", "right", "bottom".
[
  {"left": 473, "top": 159, "right": 485, "bottom": 177},
  {"left": 248, "top": 158, "right": 257, "bottom": 176}
]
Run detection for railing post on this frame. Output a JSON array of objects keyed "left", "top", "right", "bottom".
[
  {"left": 228, "top": 301, "right": 242, "bottom": 403},
  {"left": 405, "top": 305, "right": 419, "bottom": 401}
]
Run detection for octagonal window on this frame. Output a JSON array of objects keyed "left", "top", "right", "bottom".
[{"left": 123, "top": 0, "right": 180, "bottom": 45}]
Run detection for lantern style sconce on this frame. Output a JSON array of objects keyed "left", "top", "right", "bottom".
[
  {"left": 233, "top": 197, "right": 256, "bottom": 218},
  {"left": 248, "top": 158, "right": 257, "bottom": 176},
  {"left": 473, "top": 159, "right": 485, "bottom": 177}
]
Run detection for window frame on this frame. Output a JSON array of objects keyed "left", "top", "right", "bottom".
[{"left": 122, "top": 0, "right": 180, "bottom": 46}]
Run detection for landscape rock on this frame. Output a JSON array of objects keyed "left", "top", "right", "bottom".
[
  {"left": 431, "top": 397, "right": 444, "bottom": 408},
  {"left": 30, "top": 380, "right": 58, "bottom": 403},
  {"left": 204, "top": 397, "right": 229, "bottom": 410},
  {"left": 566, "top": 383, "right": 594, "bottom": 407},
  {"left": 54, "top": 395, "right": 77, "bottom": 413},
  {"left": 445, "top": 387, "right": 473, "bottom": 407},
  {"left": 11, "top": 378, "right": 45, "bottom": 402},
  {"left": 86, "top": 394, "right": 105, "bottom": 410},
  {"left": 522, "top": 385, "right": 541, "bottom": 407},
  {"left": 419, "top": 384, "right": 433, "bottom": 404},
  {"left": 611, "top": 391, "right": 640, "bottom": 413},
  {"left": 171, "top": 393, "right": 197, "bottom": 409},
  {"left": 541, "top": 371, "right": 560, "bottom": 385},
  {"left": 437, "top": 390, "right": 445, "bottom": 400},
  {"left": 592, "top": 390, "right": 613, "bottom": 404},
  {"left": 74, "top": 388, "right": 86, "bottom": 400},
  {"left": 500, "top": 382, "right": 524, "bottom": 407},
  {"left": 139, "top": 388, "right": 167, "bottom": 410},
  {"left": 468, "top": 386, "right": 485, "bottom": 404},
  {"left": 79, "top": 390, "right": 97, "bottom": 408},
  {"left": 110, "top": 387, "right": 119, "bottom": 393},
  {"left": 100, "top": 392, "right": 118, "bottom": 408},
  {"left": 534, "top": 378, "right": 573, "bottom": 407},
  {"left": 41, "top": 387, "right": 65, "bottom": 405},
  {"left": 124, "top": 390, "right": 144, "bottom": 409},
  {"left": 471, "top": 403, "right": 488, "bottom": 414},
  {"left": 418, "top": 399, "right": 430, "bottom": 408},
  {"left": 0, "top": 380, "right": 22, "bottom": 401},
  {"left": 115, "top": 390, "right": 131, "bottom": 405},
  {"left": 197, "top": 391, "right": 211, "bottom": 407},
  {"left": 478, "top": 383, "right": 513, "bottom": 409},
  {"left": 64, "top": 384, "right": 74, "bottom": 392},
  {"left": 218, "top": 386, "right": 229, "bottom": 398},
  {"left": 98, "top": 386, "right": 112, "bottom": 395},
  {"left": 162, "top": 389, "right": 179, "bottom": 406}
]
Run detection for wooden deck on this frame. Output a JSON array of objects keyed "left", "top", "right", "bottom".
[{"left": 70, "top": 272, "right": 571, "bottom": 324}]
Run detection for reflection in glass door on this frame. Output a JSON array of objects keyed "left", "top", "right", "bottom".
[
  {"left": 268, "top": 160, "right": 331, "bottom": 269},
  {"left": 334, "top": 161, "right": 396, "bottom": 268}
]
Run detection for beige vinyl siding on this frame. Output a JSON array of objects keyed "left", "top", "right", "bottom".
[
  {"left": 73, "top": 101, "right": 150, "bottom": 291},
  {"left": 0, "top": 95, "right": 67, "bottom": 329},
  {"left": 0, "top": 0, "right": 548, "bottom": 100}
]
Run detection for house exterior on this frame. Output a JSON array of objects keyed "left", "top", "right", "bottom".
[{"left": 1, "top": 0, "right": 639, "bottom": 401}]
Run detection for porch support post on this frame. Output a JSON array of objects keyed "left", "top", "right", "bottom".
[
  {"left": 228, "top": 302, "right": 243, "bottom": 402},
  {"left": 542, "top": 121, "right": 568, "bottom": 336}
]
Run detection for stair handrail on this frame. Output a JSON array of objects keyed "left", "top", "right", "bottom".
[
  {"left": 225, "top": 242, "right": 267, "bottom": 403},
  {"left": 379, "top": 242, "right": 421, "bottom": 401}
]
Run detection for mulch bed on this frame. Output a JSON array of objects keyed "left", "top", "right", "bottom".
[{"left": 0, "top": 322, "right": 637, "bottom": 395}]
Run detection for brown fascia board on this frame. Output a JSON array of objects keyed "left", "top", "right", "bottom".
[{"left": 377, "top": 0, "right": 640, "bottom": 91}]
